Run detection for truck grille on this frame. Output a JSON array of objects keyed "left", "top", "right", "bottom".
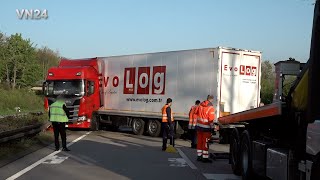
[
  {"left": 66, "top": 105, "right": 80, "bottom": 122},
  {"left": 48, "top": 97, "right": 81, "bottom": 122},
  {"left": 65, "top": 98, "right": 80, "bottom": 122}
]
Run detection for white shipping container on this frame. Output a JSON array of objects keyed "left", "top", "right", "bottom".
[{"left": 97, "top": 47, "right": 261, "bottom": 122}]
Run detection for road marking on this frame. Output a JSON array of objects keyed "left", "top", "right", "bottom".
[
  {"left": 168, "top": 158, "right": 188, "bottom": 167},
  {"left": 203, "top": 173, "right": 241, "bottom": 180},
  {"left": 176, "top": 148, "right": 197, "bottom": 170},
  {"left": 42, "top": 155, "right": 68, "bottom": 164},
  {"left": 6, "top": 131, "right": 91, "bottom": 180},
  {"left": 120, "top": 141, "right": 143, "bottom": 147}
]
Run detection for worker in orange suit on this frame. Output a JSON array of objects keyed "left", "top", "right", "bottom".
[
  {"left": 195, "top": 95, "right": 215, "bottom": 163},
  {"left": 161, "top": 98, "right": 175, "bottom": 151},
  {"left": 188, "top": 100, "right": 200, "bottom": 148}
]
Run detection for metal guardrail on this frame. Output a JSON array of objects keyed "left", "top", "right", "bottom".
[{"left": 0, "top": 123, "right": 43, "bottom": 144}]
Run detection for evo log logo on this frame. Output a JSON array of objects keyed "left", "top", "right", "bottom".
[
  {"left": 103, "top": 66, "right": 166, "bottom": 95},
  {"left": 224, "top": 64, "right": 257, "bottom": 76},
  {"left": 16, "top": 9, "right": 48, "bottom": 20},
  {"left": 124, "top": 66, "right": 166, "bottom": 95}
]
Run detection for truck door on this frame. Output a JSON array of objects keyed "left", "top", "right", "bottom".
[
  {"left": 86, "top": 80, "right": 95, "bottom": 117},
  {"left": 238, "top": 54, "right": 261, "bottom": 110},
  {"left": 219, "top": 51, "right": 241, "bottom": 114}
]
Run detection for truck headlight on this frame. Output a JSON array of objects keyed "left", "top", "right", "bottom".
[{"left": 78, "top": 116, "right": 86, "bottom": 121}]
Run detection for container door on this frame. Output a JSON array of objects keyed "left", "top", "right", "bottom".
[
  {"left": 238, "top": 54, "right": 261, "bottom": 111},
  {"left": 219, "top": 51, "right": 241, "bottom": 115}
]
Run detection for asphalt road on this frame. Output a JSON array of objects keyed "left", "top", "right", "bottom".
[{"left": 0, "top": 129, "right": 240, "bottom": 180}]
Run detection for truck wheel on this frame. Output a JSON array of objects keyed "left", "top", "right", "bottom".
[
  {"left": 90, "top": 115, "right": 100, "bottom": 131},
  {"left": 240, "top": 130, "right": 253, "bottom": 180},
  {"left": 230, "top": 128, "right": 241, "bottom": 175},
  {"left": 132, "top": 118, "right": 145, "bottom": 135},
  {"left": 147, "top": 120, "right": 161, "bottom": 137}
]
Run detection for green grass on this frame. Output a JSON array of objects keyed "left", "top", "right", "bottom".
[
  {"left": 0, "top": 113, "right": 49, "bottom": 132},
  {"left": 0, "top": 88, "right": 44, "bottom": 115},
  {"left": 0, "top": 88, "right": 53, "bottom": 164},
  {"left": 0, "top": 131, "right": 54, "bottom": 161}
]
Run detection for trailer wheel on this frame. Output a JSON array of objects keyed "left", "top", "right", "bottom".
[
  {"left": 147, "top": 120, "right": 161, "bottom": 137},
  {"left": 90, "top": 115, "right": 100, "bottom": 131},
  {"left": 230, "top": 128, "right": 241, "bottom": 175},
  {"left": 240, "top": 130, "right": 253, "bottom": 180},
  {"left": 132, "top": 118, "right": 145, "bottom": 135}
]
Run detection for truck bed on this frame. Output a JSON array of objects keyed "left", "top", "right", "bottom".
[{"left": 218, "top": 101, "right": 283, "bottom": 125}]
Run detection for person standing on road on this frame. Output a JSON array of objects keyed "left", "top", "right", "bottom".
[
  {"left": 188, "top": 100, "right": 200, "bottom": 148},
  {"left": 49, "top": 94, "right": 70, "bottom": 151},
  {"left": 195, "top": 95, "right": 215, "bottom": 163},
  {"left": 161, "top": 98, "right": 175, "bottom": 151}
]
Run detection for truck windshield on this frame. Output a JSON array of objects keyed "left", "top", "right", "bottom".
[{"left": 44, "top": 80, "right": 85, "bottom": 97}]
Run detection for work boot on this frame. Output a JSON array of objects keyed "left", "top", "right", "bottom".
[
  {"left": 197, "top": 156, "right": 202, "bottom": 161},
  {"left": 202, "top": 158, "right": 212, "bottom": 163},
  {"left": 62, "top": 148, "right": 70, "bottom": 151}
]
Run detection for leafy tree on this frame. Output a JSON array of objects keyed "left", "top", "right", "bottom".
[
  {"left": 36, "top": 47, "right": 60, "bottom": 80},
  {"left": 260, "top": 60, "right": 275, "bottom": 104},
  {"left": 0, "top": 32, "right": 61, "bottom": 91},
  {"left": 0, "top": 33, "right": 11, "bottom": 88},
  {"left": 6, "top": 33, "right": 38, "bottom": 89}
]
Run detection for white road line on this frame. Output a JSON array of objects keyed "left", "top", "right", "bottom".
[
  {"left": 176, "top": 148, "right": 197, "bottom": 170},
  {"left": 203, "top": 173, "right": 241, "bottom": 180},
  {"left": 6, "top": 132, "right": 91, "bottom": 180},
  {"left": 168, "top": 158, "right": 188, "bottom": 167}
]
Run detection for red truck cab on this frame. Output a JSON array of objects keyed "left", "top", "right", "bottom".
[{"left": 43, "top": 58, "right": 101, "bottom": 129}]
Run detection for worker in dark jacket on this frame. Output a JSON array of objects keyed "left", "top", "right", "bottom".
[
  {"left": 161, "top": 98, "right": 175, "bottom": 151},
  {"left": 49, "top": 94, "right": 70, "bottom": 151}
]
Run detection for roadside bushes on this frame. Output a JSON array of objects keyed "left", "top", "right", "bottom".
[{"left": 0, "top": 87, "right": 44, "bottom": 115}]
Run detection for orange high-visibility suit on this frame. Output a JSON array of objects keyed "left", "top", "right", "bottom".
[
  {"left": 188, "top": 105, "right": 198, "bottom": 129},
  {"left": 189, "top": 105, "right": 199, "bottom": 148},
  {"left": 195, "top": 100, "right": 215, "bottom": 160}
]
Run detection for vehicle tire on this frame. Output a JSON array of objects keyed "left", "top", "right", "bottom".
[
  {"left": 230, "top": 128, "right": 241, "bottom": 175},
  {"left": 240, "top": 130, "right": 253, "bottom": 180},
  {"left": 132, "top": 118, "right": 145, "bottom": 135},
  {"left": 147, "top": 120, "right": 161, "bottom": 137},
  {"left": 90, "top": 115, "right": 100, "bottom": 131}
]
